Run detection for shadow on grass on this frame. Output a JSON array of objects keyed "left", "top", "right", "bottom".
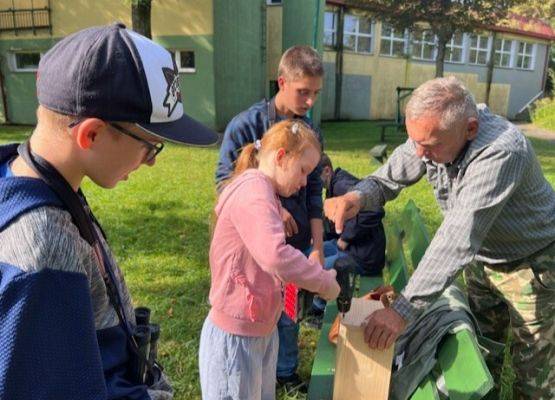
[{"left": 95, "top": 201, "right": 211, "bottom": 265}]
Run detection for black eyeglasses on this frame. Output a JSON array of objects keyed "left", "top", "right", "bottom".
[
  {"left": 109, "top": 123, "right": 164, "bottom": 163},
  {"left": 68, "top": 120, "right": 164, "bottom": 163}
]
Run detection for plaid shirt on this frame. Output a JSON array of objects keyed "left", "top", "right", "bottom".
[{"left": 354, "top": 105, "right": 555, "bottom": 321}]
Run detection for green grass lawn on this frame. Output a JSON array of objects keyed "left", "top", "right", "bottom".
[{"left": 1, "top": 121, "right": 554, "bottom": 400}]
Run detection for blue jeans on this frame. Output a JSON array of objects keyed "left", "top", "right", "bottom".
[{"left": 276, "top": 243, "right": 340, "bottom": 378}]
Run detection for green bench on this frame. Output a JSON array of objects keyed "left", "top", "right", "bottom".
[
  {"left": 376, "top": 121, "right": 404, "bottom": 142},
  {"left": 307, "top": 201, "right": 494, "bottom": 399},
  {"left": 369, "top": 143, "right": 388, "bottom": 164}
]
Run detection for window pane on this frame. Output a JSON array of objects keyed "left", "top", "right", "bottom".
[
  {"left": 522, "top": 56, "right": 530, "bottom": 69},
  {"left": 380, "top": 39, "right": 391, "bottom": 55},
  {"left": 324, "top": 32, "right": 335, "bottom": 47},
  {"left": 477, "top": 51, "right": 487, "bottom": 65},
  {"left": 393, "top": 41, "right": 404, "bottom": 56},
  {"left": 358, "top": 36, "right": 372, "bottom": 53},
  {"left": 343, "top": 34, "right": 356, "bottom": 51},
  {"left": 423, "top": 44, "right": 434, "bottom": 60},
  {"left": 179, "top": 51, "right": 194, "bottom": 69},
  {"left": 381, "top": 24, "right": 392, "bottom": 37},
  {"left": 451, "top": 48, "right": 462, "bottom": 62},
  {"left": 412, "top": 42, "right": 421, "bottom": 58},
  {"left": 470, "top": 35, "right": 478, "bottom": 48},
  {"left": 452, "top": 32, "right": 463, "bottom": 45},
  {"left": 359, "top": 18, "right": 372, "bottom": 34},
  {"left": 344, "top": 15, "right": 357, "bottom": 34},
  {"left": 324, "top": 11, "right": 335, "bottom": 31},
  {"left": 15, "top": 53, "right": 40, "bottom": 69}
]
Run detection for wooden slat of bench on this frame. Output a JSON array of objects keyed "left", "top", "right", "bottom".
[
  {"left": 385, "top": 222, "right": 410, "bottom": 293},
  {"left": 438, "top": 330, "right": 494, "bottom": 400},
  {"left": 410, "top": 374, "right": 440, "bottom": 400},
  {"left": 400, "top": 200, "right": 431, "bottom": 269},
  {"left": 308, "top": 276, "right": 383, "bottom": 400}
]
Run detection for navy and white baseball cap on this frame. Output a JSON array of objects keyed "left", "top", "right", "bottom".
[{"left": 37, "top": 23, "right": 218, "bottom": 146}]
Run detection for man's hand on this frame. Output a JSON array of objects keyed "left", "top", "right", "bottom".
[
  {"left": 363, "top": 308, "right": 406, "bottom": 350},
  {"left": 324, "top": 191, "right": 363, "bottom": 234},
  {"left": 281, "top": 208, "right": 298, "bottom": 237},
  {"left": 337, "top": 238, "right": 348, "bottom": 251}
]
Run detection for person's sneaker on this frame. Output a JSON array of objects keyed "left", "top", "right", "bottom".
[{"left": 277, "top": 373, "right": 309, "bottom": 394}]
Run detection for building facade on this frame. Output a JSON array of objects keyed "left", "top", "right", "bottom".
[
  {"left": 322, "top": 0, "right": 554, "bottom": 120},
  {"left": 0, "top": 0, "right": 551, "bottom": 128},
  {"left": 0, "top": 0, "right": 324, "bottom": 130}
]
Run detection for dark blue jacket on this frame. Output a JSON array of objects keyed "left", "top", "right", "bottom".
[
  {"left": 0, "top": 144, "right": 149, "bottom": 400},
  {"left": 325, "top": 168, "right": 386, "bottom": 275},
  {"left": 215, "top": 98, "right": 323, "bottom": 250}
]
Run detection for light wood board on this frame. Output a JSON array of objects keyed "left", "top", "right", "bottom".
[{"left": 332, "top": 298, "right": 394, "bottom": 400}]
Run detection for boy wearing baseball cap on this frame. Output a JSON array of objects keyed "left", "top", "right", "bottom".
[{"left": 0, "top": 23, "right": 217, "bottom": 400}]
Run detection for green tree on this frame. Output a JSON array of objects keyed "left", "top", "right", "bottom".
[
  {"left": 510, "top": 0, "right": 555, "bottom": 29},
  {"left": 348, "top": 0, "right": 527, "bottom": 77}
]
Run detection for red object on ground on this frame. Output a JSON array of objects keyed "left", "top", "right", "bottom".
[{"left": 284, "top": 283, "right": 298, "bottom": 322}]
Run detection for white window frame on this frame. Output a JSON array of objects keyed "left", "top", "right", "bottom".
[
  {"left": 380, "top": 23, "right": 408, "bottom": 57},
  {"left": 468, "top": 34, "right": 491, "bottom": 65},
  {"left": 516, "top": 41, "right": 535, "bottom": 70},
  {"left": 266, "top": 0, "right": 282, "bottom": 5},
  {"left": 411, "top": 29, "right": 437, "bottom": 61},
  {"left": 169, "top": 49, "right": 195, "bottom": 73},
  {"left": 494, "top": 38, "right": 513, "bottom": 68},
  {"left": 323, "top": 10, "right": 337, "bottom": 48},
  {"left": 444, "top": 32, "right": 465, "bottom": 63},
  {"left": 342, "top": 13, "right": 374, "bottom": 54},
  {"left": 9, "top": 51, "right": 43, "bottom": 72}
]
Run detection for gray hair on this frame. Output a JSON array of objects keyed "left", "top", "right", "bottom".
[{"left": 405, "top": 76, "right": 478, "bottom": 130}]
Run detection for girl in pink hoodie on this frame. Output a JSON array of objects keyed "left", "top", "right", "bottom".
[{"left": 199, "top": 120, "right": 340, "bottom": 400}]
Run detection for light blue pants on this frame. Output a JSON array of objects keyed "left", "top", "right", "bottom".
[{"left": 199, "top": 317, "right": 279, "bottom": 400}]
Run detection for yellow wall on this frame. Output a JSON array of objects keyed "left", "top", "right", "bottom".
[
  {"left": 324, "top": 20, "right": 512, "bottom": 119},
  {"left": 152, "top": 0, "right": 213, "bottom": 36},
  {"left": 266, "top": 5, "right": 282, "bottom": 81},
  {"left": 0, "top": 0, "right": 213, "bottom": 39},
  {"left": 325, "top": 51, "right": 511, "bottom": 118}
]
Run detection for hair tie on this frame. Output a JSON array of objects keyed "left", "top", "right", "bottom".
[
  {"left": 291, "top": 122, "right": 300, "bottom": 135},
  {"left": 254, "top": 139, "right": 262, "bottom": 150}
]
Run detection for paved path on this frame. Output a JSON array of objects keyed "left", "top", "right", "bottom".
[{"left": 514, "top": 122, "right": 555, "bottom": 143}]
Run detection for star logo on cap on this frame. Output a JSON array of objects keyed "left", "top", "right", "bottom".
[{"left": 162, "top": 63, "right": 182, "bottom": 117}]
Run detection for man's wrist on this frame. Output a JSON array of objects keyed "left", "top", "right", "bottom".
[{"left": 390, "top": 294, "right": 420, "bottom": 323}]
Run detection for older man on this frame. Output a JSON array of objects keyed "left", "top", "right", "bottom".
[{"left": 325, "top": 77, "right": 554, "bottom": 399}]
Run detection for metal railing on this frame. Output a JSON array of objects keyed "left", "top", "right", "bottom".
[{"left": 0, "top": 2, "right": 51, "bottom": 35}]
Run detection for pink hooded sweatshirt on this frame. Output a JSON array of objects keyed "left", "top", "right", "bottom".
[{"left": 208, "top": 169, "right": 336, "bottom": 337}]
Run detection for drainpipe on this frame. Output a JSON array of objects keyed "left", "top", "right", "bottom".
[
  {"left": 308, "top": 0, "right": 321, "bottom": 121},
  {"left": 540, "top": 43, "right": 551, "bottom": 97},
  {"left": 334, "top": 6, "right": 344, "bottom": 120},
  {"left": 485, "top": 31, "right": 496, "bottom": 106}
]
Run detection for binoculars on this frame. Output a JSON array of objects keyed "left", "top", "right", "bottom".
[{"left": 129, "top": 307, "right": 162, "bottom": 385}]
